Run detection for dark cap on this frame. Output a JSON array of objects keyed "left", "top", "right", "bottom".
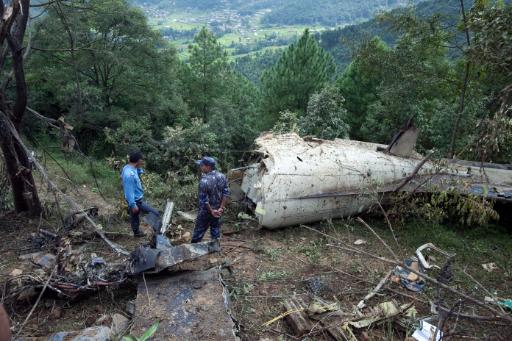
[{"left": 195, "top": 156, "right": 216, "bottom": 168}]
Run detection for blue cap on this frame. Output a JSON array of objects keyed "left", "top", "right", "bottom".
[{"left": 195, "top": 156, "right": 216, "bottom": 168}]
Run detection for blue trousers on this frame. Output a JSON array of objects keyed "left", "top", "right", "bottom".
[
  {"left": 191, "top": 210, "right": 221, "bottom": 243},
  {"left": 130, "top": 200, "right": 159, "bottom": 233}
]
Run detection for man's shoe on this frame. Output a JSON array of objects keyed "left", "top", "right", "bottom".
[{"left": 133, "top": 231, "right": 146, "bottom": 238}]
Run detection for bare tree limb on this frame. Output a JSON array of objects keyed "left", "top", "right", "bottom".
[
  {"left": 394, "top": 152, "right": 432, "bottom": 193},
  {"left": 356, "top": 217, "right": 399, "bottom": 262}
]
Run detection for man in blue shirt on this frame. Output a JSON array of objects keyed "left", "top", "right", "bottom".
[
  {"left": 121, "top": 151, "right": 159, "bottom": 237},
  {"left": 191, "top": 156, "right": 230, "bottom": 245}
]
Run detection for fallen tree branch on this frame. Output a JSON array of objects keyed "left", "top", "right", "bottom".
[
  {"left": 356, "top": 269, "right": 393, "bottom": 312},
  {"left": 356, "top": 217, "right": 399, "bottom": 262},
  {"left": 462, "top": 267, "right": 507, "bottom": 315},
  {"left": 377, "top": 200, "right": 400, "bottom": 249},
  {"left": 26, "top": 106, "right": 59, "bottom": 129},
  {"left": 394, "top": 152, "right": 432, "bottom": 193},
  {"left": 2, "top": 112, "right": 129, "bottom": 255},
  {"left": 436, "top": 303, "right": 509, "bottom": 323}
]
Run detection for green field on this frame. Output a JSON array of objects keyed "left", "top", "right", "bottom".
[{"left": 145, "top": 7, "right": 330, "bottom": 58}]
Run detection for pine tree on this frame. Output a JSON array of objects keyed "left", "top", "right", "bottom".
[
  {"left": 187, "top": 27, "right": 228, "bottom": 121},
  {"left": 261, "top": 29, "right": 336, "bottom": 128}
]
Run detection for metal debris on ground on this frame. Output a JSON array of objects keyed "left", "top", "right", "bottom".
[
  {"left": 176, "top": 210, "right": 197, "bottom": 222},
  {"left": 129, "top": 238, "right": 219, "bottom": 274},
  {"left": 482, "top": 262, "right": 499, "bottom": 272},
  {"left": 411, "top": 320, "right": 443, "bottom": 341}
]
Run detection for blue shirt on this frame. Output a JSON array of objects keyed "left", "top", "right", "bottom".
[
  {"left": 121, "top": 164, "right": 145, "bottom": 208},
  {"left": 198, "top": 170, "right": 230, "bottom": 211}
]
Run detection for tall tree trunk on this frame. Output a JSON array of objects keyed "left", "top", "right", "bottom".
[
  {"left": 448, "top": 0, "right": 472, "bottom": 159},
  {"left": 0, "top": 0, "right": 42, "bottom": 216},
  {"left": 0, "top": 116, "right": 42, "bottom": 215}
]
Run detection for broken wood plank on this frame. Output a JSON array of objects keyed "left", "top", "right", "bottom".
[
  {"left": 283, "top": 298, "right": 313, "bottom": 337},
  {"left": 132, "top": 268, "right": 237, "bottom": 341}
]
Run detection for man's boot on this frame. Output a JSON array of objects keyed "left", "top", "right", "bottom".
[
  {"left": 211, "top": 238, "right": 221, "bottom": 252},
  {"left": 133, "top": 229, "right": 146, "bottom": 238}
]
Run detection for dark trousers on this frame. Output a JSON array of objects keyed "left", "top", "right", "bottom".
[
  {"left": 130, "top": 200, "right": 159, "bottom": 233},
  {"left": 191, "top": 210, "right": 221, "bottom": 243}
]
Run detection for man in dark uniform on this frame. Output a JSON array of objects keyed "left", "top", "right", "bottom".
[{"left": 191, "top": 156, "right": 230, "bottom": 246}]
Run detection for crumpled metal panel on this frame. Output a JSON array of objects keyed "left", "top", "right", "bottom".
[{"left": 130, "top": 240, "right": 218, "bottom": 274}]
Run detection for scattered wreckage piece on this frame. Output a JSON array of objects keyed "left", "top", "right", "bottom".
[
  {"left": 16, "top": 326, "right": 111, "bottom": 341},
  {"left": 282, "top": 298, "right": 313, "bottom": 337},
  {"left": 5, "top": 248, "right": 130, "bottom": 304},
  {"left": 176, "top": 210, "right": 197, "bottom": 223},
  {"left": 131, "top": 267, "right": 238, "bottom": 341},
  {"left": 15, "top": 313, "right": 130, "bottom": 341},
  {"left": 130, "top": 239, "right": 219, "bottom": 274},
  {"left": 274, "top": 296, "right": 417, "bottom": 339},
  {"left": 234, "top": 133, "right": 512, "bottom": 228}
]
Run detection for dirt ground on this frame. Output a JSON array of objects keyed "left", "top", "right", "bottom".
[{"left": 1, "top": 204, "right": 512, "bottom": 340}]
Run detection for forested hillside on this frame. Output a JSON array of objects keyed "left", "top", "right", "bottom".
[
  {"left": 0, "top": 0, "right": 511, "bottom": 216},
  {"left": 319, "top": 0, "right": 477, "bottom": 68}
]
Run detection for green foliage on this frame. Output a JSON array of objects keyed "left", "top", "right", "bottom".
[
  {"left": 468, "top": 1, "right": 512, "bottom": 76},
  {"left": 298, "top": 240, "right": 323, "bottom": 264},
  {"left": 465, "top": 2, "right": 512, "bottom": 162},
  {"left": 263, "top": 248, "right": 283, "bottom": 262},
  {"left": 430, "top": 190, "right": 499, "bottom": 226},
  {"left": 261, "top": 29, "right": 336, "bottom": 128},
  {"left": 272, "top": 110, "right": 300, "bottom": 134},
  {"left": 187, "top": 27, "right": 229, "bottom": 121},
  {"left": 258, "top": 270, "right": 288, "bottom": 282},
  {"left": 359, "top": 13, "right": 457, "bottom": 148},
  {"left": 123, "top": 321, "right": 159, "bottom": 341},
  {"left": 161, "top": 119, "right": 219, "bottom": 174},
  {"left": 27, "top": 0, "right": 187, "bottom": 154},
  {"left": 300, "top": 85, "right": 350, "bottom": 139},
  {"left": 319, "top": 0, "right": 474, "bottom": 69},
  {"left": 259, "top": 0, "right": 421, "bottom": 27},
  {"left": 337, "top": 37, "right": 389, "bottom": 140},
  {"left": 388, "top": 189, "right": 499, "bottom": 227},
  {"left": 184, "top": 28, "right": 262, "bottom": 165},
  {"left": 234, "top": 49, "right": 283, "bottom": 84}
]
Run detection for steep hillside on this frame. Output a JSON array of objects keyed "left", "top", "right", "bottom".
[{"left": 318, "top": 0, "right": 473, "bottom": 69}]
